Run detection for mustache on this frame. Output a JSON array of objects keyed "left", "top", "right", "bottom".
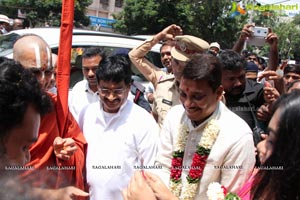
[{"left": 182, "top": 104, "right": 200, "bottom": 111}]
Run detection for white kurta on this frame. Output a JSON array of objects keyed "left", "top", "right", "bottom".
[
  {"left": 69, "top": 80, "right": 99, "bottom": 122},
  {"left": 78, "top": 100, "right": 159, "bottom": 200},
  {"left": 69, "top": 80, "right": 145, "bottom": 123},
  {"left": 155, "top": 102, "right": 255, "bottom": 199}
]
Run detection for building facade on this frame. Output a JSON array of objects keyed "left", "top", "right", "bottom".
[{"left": 86, "top": 0, "right": 124, "bottom": 31}]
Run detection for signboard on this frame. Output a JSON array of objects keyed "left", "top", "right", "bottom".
[{"left": 89, "top": 16, "right": 116, "bottom": 28}]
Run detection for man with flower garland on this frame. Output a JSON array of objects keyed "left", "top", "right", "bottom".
[
  {"left": 153, "top": 34, "right": 210, "bottom": 128},
  {"left": 154, "top": 54, "right": 255, "bottom": 199}
]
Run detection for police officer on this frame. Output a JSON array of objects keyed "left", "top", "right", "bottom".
[{"left": 153, "top": 35, "right": 209, "bottom": 128}]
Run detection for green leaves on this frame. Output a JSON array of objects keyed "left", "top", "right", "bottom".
[
  {"left": 173, "top": 151, "right": 184, "bottom": 158},
  {"left": 113, "top": 0, "right": 246, "bottom": 49},
  {"left": 1, "top": 0, "right": 92, "bottom": 27},
  {"left": 196, "top": 146, "right": 210, "bottom": 156}
]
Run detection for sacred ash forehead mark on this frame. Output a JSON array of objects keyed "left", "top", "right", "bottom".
[{"left": 32, "top": 43, "right": 51, "bottom": 69}]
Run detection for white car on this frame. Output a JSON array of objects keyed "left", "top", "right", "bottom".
[{"left": 0, "top": 28, "right": 162, "bottom": 89}]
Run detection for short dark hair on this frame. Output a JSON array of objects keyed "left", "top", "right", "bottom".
[
  {"left": 0, "top": 57, "right": 52, "bottom": 135},
  {"left": 160, "top": 40, "right": 175, "bottom": 52},
  {"left": 96, "top": 55, "right": 132, "bottom": 85},
  {"left": 247, "top": 52, "right": 258, "bottom": 59},
  {"left": 182, "top": 53, "right": 222, "bottom": 92},
  {"left": 218, "top": 49, "right": 247, "bottom": 71},
  {"left": 287, "top": 79, "right": 300, "bottom": 92},
  {"left": 283, "top": 64, "right": 300, "bottom": 75},
  {"left": 82, "top": 47, "right": 106, "bottom": 60}
]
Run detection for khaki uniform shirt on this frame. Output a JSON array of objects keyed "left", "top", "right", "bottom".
[
  {"left": 153, "top": 76, "right": 181, "bottom": 128},
  {"left": 129, "top": 36, "right": 170, "bottom": 89}
]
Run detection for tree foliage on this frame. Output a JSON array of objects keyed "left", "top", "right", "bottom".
[
  {"left": 113, "top": 0, "right": 193, "bottom": 35},
  {"left": 0, "top": 0, "right": 92, "bottom": 27},
  {"left": 113, "top": 0, "right": 300, "bottom": 60},
  {"left": 188, "top": 0, "right": 248, "bottom": 49},
  {"left": 250, "top": 8, "right": 300, "bottom": 60},
  {"left": 113, "top": 0, "right": 248, "bottom": 49},
  {"left": 274, "top": 16, "right": 300, "bottom": 61}
]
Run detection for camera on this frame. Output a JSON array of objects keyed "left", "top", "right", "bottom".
[
  {"left": 253, "top": 26, "right": 268, "bottom": 37},
  {"left": 248, "top": 26, "right": 268, "bottom": 47}
]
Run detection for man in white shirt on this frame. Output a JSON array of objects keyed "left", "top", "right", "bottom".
[
  {"left": 69, "top": 47, "right": 105, "bottom": 121},
  {"left": 155, "top": 54, "right": 255, "bottom": 199},
  {"left": 78, "top": 55, "right": 159, "bottom": 200}
]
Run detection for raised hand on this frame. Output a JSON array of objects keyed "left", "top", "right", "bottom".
[{"left": 157, "top": 24, "right": 183, "bottom": 41}]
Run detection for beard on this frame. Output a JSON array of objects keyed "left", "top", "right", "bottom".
[{"left": 226, "top": 85, "right": 245, "bottom": 96}]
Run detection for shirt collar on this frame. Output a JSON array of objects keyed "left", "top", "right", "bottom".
[
  {"left": 187, "top": 101, "right": 222, "bottom": 131},
  {"left": 84, "top": 80, "right": 98, "bottom": 95}
]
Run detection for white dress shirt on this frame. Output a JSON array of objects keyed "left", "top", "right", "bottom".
[
  {"left": 78, "top": 100, "right": 159, "bottom": 200},
  {"left": 69, "top": 79, "right": 99, "bottom": 122},
  {"left": 155, "top": 102, "right": 255, "bottom": 199},
  {"left": 69, "top": 79, "right": 147, "bottom": 122}
]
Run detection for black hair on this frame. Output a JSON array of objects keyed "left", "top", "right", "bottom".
[
  {"left": 251, "top": 90, "right": 300, "bottom": 199},
  {"left": 82, "top": 47, "right": 106, "bottom": 60},
  {"left": 283, "top": 64, "right": 300, "bottom": 75},
  {"left": 160, "top": 40, "right": 175, "bottom": 53},
  {"left": 96, "top": 55, "right": 132, "bottom": 85},
  {"left": 241, "top": 49, "right": 249, "bottom": 58},
  {"left": 182, "top": 53, "right": 222, "bottom": 92},
  {"left": 247, "top": 52, "right": 258, "bottom": 59},
  {"left": 0, "top": 57, "right": 53, "bottom": 135},
  {"left": 287, "top": 79, "right": 300, "bottom": 92},
  {"left": 218, "top": 49, "right": 247, "bottom": 71}
]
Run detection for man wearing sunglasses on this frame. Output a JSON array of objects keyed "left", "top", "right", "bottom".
[{"left": 78, "top": 54, "right": 159, "bottom": 200}]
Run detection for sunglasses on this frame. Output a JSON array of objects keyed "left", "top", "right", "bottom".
[
  {"left": 247, "top": 57, "right": 258, "bottom": 62},
  {"left": 98, "top": 87, "right": 126, "bottom": 96}
]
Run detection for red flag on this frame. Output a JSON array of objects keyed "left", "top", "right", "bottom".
[{"left": 56, "top": 0, "right": 74, "bottom": 133}]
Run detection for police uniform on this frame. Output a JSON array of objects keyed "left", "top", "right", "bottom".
[
  {"left": 129, "top": 36, "right": 170, "bottom": 89},
  {"left": 153, "top": 35, "right": 210, "bottom": 129},
  {"left": 153, "top": 74, "right": 180, "bottom": 128}
]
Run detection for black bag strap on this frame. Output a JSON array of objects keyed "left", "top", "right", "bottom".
[
  {"left": 245, "top": 94, "right": 264, "bottom": 145},
  {"left": 244, "top": 94, "right": 258, "bottom": 127}
]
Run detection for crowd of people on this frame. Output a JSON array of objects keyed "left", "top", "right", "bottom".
[
  {"left": 0, "top": 14, "right": 26, "bottom": 34},
  {"left": 0, "top": 20, "right": 300, "bottom": 200}
]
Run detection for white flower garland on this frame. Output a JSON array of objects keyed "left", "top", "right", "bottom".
[
  {"left": 170, "top": 119, "right": 220, "bottom": 200},
  {"left": 207, "top": 182, "right": 226, "bottom": 200},
  {"left": 207, "top": 182, "right": 241, "bottom": 200},
  {"left": 175, "top": 123, "right": 189, "bottom": 152},
  {"left": 199, "top": 120, "right": 220, "bottom": 149}
]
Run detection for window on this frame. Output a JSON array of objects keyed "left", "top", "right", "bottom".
[
  {"left": 115, "top": 0, "right": 123, "bottom": 7},
  {"left": 100, "top": 0, "right": 108, "bottom": 5}
]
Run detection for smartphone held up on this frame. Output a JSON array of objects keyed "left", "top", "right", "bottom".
[{"left": 248, "top": 26, "right": 268, "bottom": 47}]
